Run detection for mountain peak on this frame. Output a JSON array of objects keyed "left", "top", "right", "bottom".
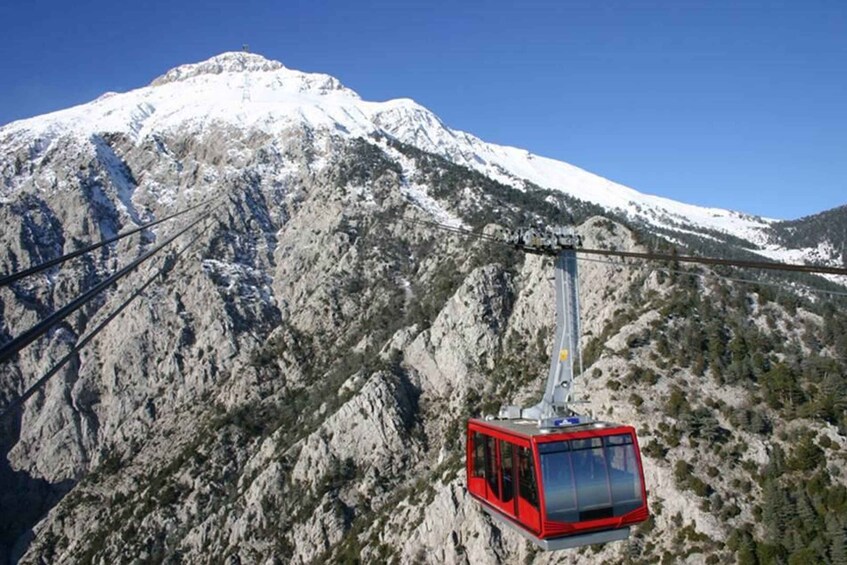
[{"left": 150, "top": 51, "right": 285, "bottom": 86}]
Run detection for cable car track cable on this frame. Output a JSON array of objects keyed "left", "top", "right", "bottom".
[
  {"left": 0, "top": 219, "right": 213, "bottom": 421},
  {"left": 395, "top": 215, "right": 847, "bottom": 277},
  {"left": 577, "top": 247, "right": 847, "bottom": 277},
  {"left": 0, "top": 196, "right": 220, "bottom": 288},
  {"left": 574, "top": 255, "right": 847, "bottom": 299},
  {"left": 0, "top": 204, "right": 220, "bottom": 365},
  {"left": 399, "top": 216, "right": 505, "bottom": 245}
]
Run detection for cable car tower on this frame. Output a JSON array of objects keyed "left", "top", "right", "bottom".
[
  {"left": 499, "top": 226, "right": 587, "bottom": 426},
  {"left": 466, "top": 226, "right": 649, "bottom": 551}
]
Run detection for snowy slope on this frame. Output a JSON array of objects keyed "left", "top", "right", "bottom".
[{"left": 0, "top": 51, "right": 812, "bottom": 252}]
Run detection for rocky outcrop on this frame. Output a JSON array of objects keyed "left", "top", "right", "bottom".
[
  {"left": 150, "top": 52, "right": 286, "bottom": 86},
  {"left": 405, "top": 264, "right": 515, "bottom": 403},
  {"left": 1, "top": 56, "right": 846, "bottom": 565}
]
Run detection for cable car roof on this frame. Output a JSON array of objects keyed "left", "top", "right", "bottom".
[{"left": 469, "top": 417, "right": 632, "bottom": 439}]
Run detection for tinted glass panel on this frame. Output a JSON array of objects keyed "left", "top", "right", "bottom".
[
  {"left": 539, "top": 434, "right": 644, "bottom": 522},
  {"left": 538, "top": 441, "right": 569, "bottom": 454},
  {"left": 501, "top": 441, "right": 514, "bottom": 503},
  {"left": 473, "top": 433, "right": 485, "bottom": 478},
  {"left": 571, "top": 437, "right": 603, "bottom": 450},
  {"left": 485, "top": 436, "right": 499, "bottom": 497},
  {"left": 518, "top": 446, "right": 539, "bottom": 508},
  {"left": 539, "top": 443, "right": 578, "bottom": 522},
  {"left": 570, "top": 443, "right": 612, "bottom": 520},
  {"left": 605, "top": 434, "right": 644, "bottom": 515},
  {"left": 606, "top": 434, "right": 633, "bottom": 446}
]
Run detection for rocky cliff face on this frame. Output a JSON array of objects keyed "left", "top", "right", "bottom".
[{"left": 1, "top": 54, "right": 846, "bottom": 564}]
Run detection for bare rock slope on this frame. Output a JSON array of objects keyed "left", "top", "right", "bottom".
[{"left": 1, "top": 54, "right": 846, "bottom": 565}]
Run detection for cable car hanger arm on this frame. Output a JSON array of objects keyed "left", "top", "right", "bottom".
[{"left": 498, "top": 227, "right": 585, "bottom": 427}]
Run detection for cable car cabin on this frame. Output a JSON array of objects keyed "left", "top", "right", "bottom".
[{"left": 466, "top": 418, "right": 649, "bottom": 551}]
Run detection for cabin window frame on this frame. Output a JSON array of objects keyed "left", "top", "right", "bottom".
[
  {"left": 517, "top": 445, "right": 539, "bottom": 509},
  {"left": 472, "top": 432, "right": 486, "bottom": 479},
  {"left": 485, "top": 435, "right": 499, "bottom": 497},
  {"left": 537, "top": 431, "right": 644, "bottom": 523},
  {"left": 499, "top": 439, "right": 515, "bottom": 504}
]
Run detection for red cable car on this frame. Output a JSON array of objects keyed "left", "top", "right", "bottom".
[
  {"left": 466, "top": 417, "right": 649, "bottom": 550},
  {"left": 466, "top": 228, "right": 649, "bottom": 550}
]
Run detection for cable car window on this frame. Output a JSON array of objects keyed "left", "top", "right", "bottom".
[
  {"left": 571, "top": 438, "right": 613, "bottom": 520},
  {"left": 539, "top": 441, "right": 578, "bottom": 522},
  {"left": 605, "top": 434, "right": 644, "bottom": 515},
  {"left": 472, "top": 433, "right": 486, "bottom": 478},
  {"left": 606, "top": 434, "right": 633, "bottom": 445},
  {"left": 517, "top": 446, "right": 539, "bottom": 508},
  {"left": 500, "top": 440, "right": 514, "bottom": 503},
  {"left": 571, "top": 437, "right": 603, "bottom": 450},
  {"left": 538, "top": 441, "right": 569, "bottom": 454},
  {"left": 485, "top": 435, "right": 499, "bottom": 497}
]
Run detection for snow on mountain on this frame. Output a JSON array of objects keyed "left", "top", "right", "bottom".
[
  {"left": 0, "top": 52, "right": 368, "bottom": 148},
  {"left": 3, "top": 52, "right": 847, "bottom": 564},
  {"left": 149, "top": 51, "right": 286, "bottom": 85},
  {"left": 0, "top": 51, "right": 823, "bottom": 254},
  {"left": 365, "top": 100, "right": 776, "bottom": 242}
]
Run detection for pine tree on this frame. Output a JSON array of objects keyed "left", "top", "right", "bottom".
[
  {"left": 796, "top": 491, "right": 817, "bottom": 534},
  {"left": 763, "top": 444, "right": 786, "bottom": 479},
  {"left": 787, "top": 434, "right": 825, "bottom": 472},
  {"left": 831, "top": 527, "right": 847, "bottom": 565},
  {"left": 737, "top": 532, "right": 759, "bottom": 565},
  {"left": 825, "top": 514, "right": 847, "bottom": 565},
  {"left": 761, "top": 480, "right": 789, "bottom": 546}
]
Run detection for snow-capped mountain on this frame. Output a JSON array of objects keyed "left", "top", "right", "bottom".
[
  {"left": 2, "top": 52, "right": 846, "bottom": 564},
  {"left": 3, "top": 51, "right": 831, "bottom": 261}
]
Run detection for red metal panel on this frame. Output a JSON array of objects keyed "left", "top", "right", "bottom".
[
  {"left": 631, "top": 429, "right": 649, "bottom": 521},
  {"left": 467, "top": 420, "right": 533, "bottom": 445},
  {"left": 468, "top": 477, "right": 486, "bottom": 498},
  {"left": 468, "top": 421, "right": 539, "bottom": 532},
  {"left": 532, "top": 442, "right": 548, "bottom": 536},
  {"left": 468, "top": 420, "right": 650, "bottom": 543},
  {"left": 517, "top": 496, "right": 541, "bottom": 532},
  {"left": 466, "top": 424, "right": 474, "bottom": 486},
  {"left": 543, "top": 505, "right": 649, "bottom": 536}
]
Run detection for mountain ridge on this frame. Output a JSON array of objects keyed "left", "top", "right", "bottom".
[
  {"left": 6, "top": 51, "right": 842, "bottom": 267},
  {"left": 0, "top": 51, "right": 846, "bottom": 564}
]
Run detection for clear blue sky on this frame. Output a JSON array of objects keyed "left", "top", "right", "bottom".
[{"left": 1, "top": 0, "right": 844, "bottom": 220}]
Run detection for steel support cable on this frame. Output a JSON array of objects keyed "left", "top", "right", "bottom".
[
  {"left": 577, "top": 247, "right": 847, "bottom": 277},
  {"left": 393, "top": 216, "right": 847, "bottom": 301},
  {"left": 0, "top": 205, "right": 220, "bottom": 365},
  {"left": 0, "top": 196, "right": 220, "bottom": 288},
  {"left": 394, "top": 215, "right": 847, "bottom": 277},
  {"left": 398, "top": 216, "right": 505, "bottom": 245},
  {"left": 0, "top": 219, "right": 213, "bottom": 421},
  {"left": 575, "top": 255, "right": 847, "bottom": 299}
]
